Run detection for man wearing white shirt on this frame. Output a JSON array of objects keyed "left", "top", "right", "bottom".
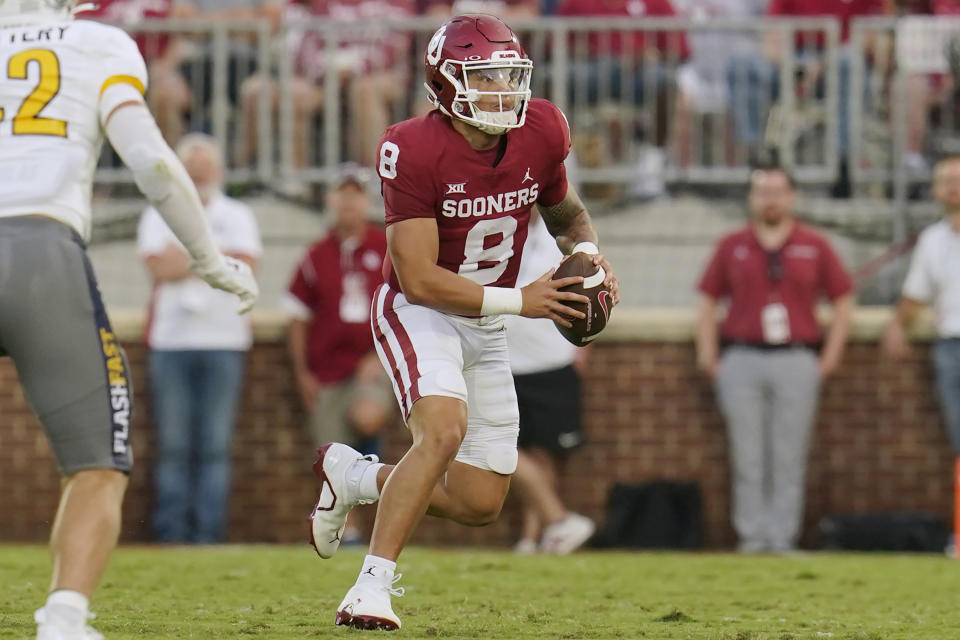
[
  {"left": 137, "top": 134, "right": 262, "bottom": 543},
  {"left": 883, "top": 156, "right": 960, "bottom": 453},
  {"left": 503, "top": 211, "right": 596, "bottom": 555}
]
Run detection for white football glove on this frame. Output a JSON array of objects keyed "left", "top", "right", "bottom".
[{"left": 191, "top": 255, "right": 259, "bottom": 314}]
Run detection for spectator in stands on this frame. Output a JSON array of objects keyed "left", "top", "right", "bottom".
[
  {"left": 88, "top": 0, "right": 284, "bottom": 159},
  {"left": 131, "top": 0, "right": 285, "bottom": 157},
  {"left": 727, "top": 0, "right": 886, "bottom": 193},
  {"left": 175, "top": 0, "right": 283, "bottom": 32},
  {"left": 81, "top": 0, "right": 190, "bottom": 146},
  {"left": 283, "top": 165, "right": 394, "bottom": 541},
  {"left": 669, "top": 0, "right": 766, "bottom": 169},
  {"left": 238, "top": 0, "right": 413, "bottom": 179},
  {"left": 137, "top": 134, "right": 262, "bottom": 543},
  {"left": 696, "top": 162, "right": 853, "bottom": 553},
  {"left": 556, "top": 0, "right": 690, "bottom": 200},
  {"left": 504, "top": 212, "right": 595, "bottom": 555},
  {"left": 887, "top": 0, "right": 927, "bottom": 10},
  {"left": 422, "top": 0, "right": 538, "bottom": 17},
  {"left": 890, "top": 0, "right": 960, "bottom": 177},
  {"left": 882, "top": 156, "right": 960, "bottom": 452},
  {"left": 539, "top": 0, "right": 559, "bottom": 14},
  {"left": 176, "top": 0, "right": 284, "bottom": 107}
]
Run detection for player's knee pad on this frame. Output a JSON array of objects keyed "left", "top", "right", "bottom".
[
  {"left": 454, "top": 423, "right": 519, "bottom": 475},
  {"left": 485, "top": 444, "right": 518, "bottom": 475}
]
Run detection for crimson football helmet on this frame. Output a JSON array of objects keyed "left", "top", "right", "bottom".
[{"left": 424, "top": 15, "right": 533, "bottom": 135}]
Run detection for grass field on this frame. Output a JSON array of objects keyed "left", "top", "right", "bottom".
[{"left": 1, "top": 545, "right": 959, "bottom": 639}]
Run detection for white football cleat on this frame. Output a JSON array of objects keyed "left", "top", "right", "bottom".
[
  {"left": 35, "top": 607, "right": 104, "bottom": 640},
  {"left": 540, "top": 513, "right": 596, "bottom": 555},
  {"left": 335, "top": 575, "right": 404, "bottom": 631},
  {"left": 308, "top": 443, "right": 378, "bottom": 559}
]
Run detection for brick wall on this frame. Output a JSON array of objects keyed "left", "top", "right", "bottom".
[{"left": 0, "top": 322, "right": 953, "bottom": 549}]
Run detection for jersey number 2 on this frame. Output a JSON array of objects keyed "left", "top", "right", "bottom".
[{"left": 1, "top": 49, "right": 68, "bottom": 137}]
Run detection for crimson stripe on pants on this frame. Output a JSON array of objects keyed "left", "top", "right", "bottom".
[
  {"left": 371, "top": 285, "right": 408, "bottom": 418},
  {"left": 382, "top": 288, "right": 423, "bottom": 411}
]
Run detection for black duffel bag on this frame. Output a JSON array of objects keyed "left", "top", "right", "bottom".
[
  {"left": 592, "top": 481, "right": 703, "bottom": 549},
  {"left": 818, "top": 511, "right": 950, "bottom": 552}
]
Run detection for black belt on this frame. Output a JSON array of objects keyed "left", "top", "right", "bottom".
[{"left": 724, "top": 341, "right": 820, "bottom": 352}]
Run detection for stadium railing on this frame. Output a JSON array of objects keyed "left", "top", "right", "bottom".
[
  {"left": 96, "top": 16, "right": 850, "bottom": 191},
  {"left": 93, "top": 19, "right": 273, "bottom": 185},
  {"left": 849, "top": 16, "right": 960, "bottom": 242},
  {"left": 95, "top": 16, "right": 960, "bottom": 207}
]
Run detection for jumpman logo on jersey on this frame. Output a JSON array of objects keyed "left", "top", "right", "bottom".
[{"left": 522, "top": 168, "right": 533, "bottom": 184}]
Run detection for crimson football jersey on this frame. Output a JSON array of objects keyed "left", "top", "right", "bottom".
[{"left": 377, "top": 98, "right": 571, "bottom": 292}]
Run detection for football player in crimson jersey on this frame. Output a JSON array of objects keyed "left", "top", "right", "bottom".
[{"left": 307, "top": 14, "right": 620, "bottom": 631}]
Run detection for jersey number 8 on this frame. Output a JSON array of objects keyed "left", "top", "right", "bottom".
[
  {"left": 378, "top": 141, "right": 399, "bottom": 180},
  {"left": 458, "top": 216, "right": 517, "bottom": 286}
]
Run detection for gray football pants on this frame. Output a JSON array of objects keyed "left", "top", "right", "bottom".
[
  {"left": 715, "top": 346, "right": 821, "bottom": 551},
  {"left": 0, "top": 216, "right": 133, "bottom": 474}
]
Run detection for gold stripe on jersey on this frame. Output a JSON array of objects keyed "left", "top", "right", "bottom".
[{"left": 99, "top": 75, "right": 145, "bottom": 98}]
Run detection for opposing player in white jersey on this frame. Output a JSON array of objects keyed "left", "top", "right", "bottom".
[
  {"left": 307, "top": 14, "right": 620, "bottom": 631},
  {"left": 0, "top": 1, "right": 258, "bottom": 638}
]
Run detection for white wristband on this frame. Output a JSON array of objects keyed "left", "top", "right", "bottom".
[
  {"left": 572, "top": 241, "right": 599, "bottom": 255},
  {"left": 481, "top": 286, "right": 523, "bottom": 316}
]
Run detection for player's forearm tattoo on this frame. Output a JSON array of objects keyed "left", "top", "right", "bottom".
[{"left": 538, "top": 191, "right": 598, "bottom": 254}]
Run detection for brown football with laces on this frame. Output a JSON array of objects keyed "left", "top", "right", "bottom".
[{"left": 550, "top": 252, "right": 613, "bottom": 346}]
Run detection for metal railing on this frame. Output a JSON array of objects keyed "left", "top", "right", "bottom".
[
  {"left": 274, "top": 16, "right": 842, "bottom": 188},
  {"left": 92, "top": 17, "right": 874, "bottom": 191},
  {"left": 94, "top": 19, "right": 273, "bottom": 184},
  {"left": 849, "top": 16, "right": 960, "bottom": 241}
]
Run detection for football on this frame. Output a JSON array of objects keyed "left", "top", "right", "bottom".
[{"left": 550, "top": 251, "right": 614, "bottom": 346}]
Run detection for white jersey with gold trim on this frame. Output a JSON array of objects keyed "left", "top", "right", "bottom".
[{"left": 0, "top": 19, "right": 147, "bottom": 240}]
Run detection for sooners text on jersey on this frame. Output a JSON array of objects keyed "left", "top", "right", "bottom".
[{"left": 377, "top": 98, "right": 571, "bottom": 292}]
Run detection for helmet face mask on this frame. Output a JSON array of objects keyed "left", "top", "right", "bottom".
[
  {"left": 442, "top": 54, "right": 532, "bottom": 134},
  {"left": 424, "top": 15, "right": 533, "bottom": 135}
]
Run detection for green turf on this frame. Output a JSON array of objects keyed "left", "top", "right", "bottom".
[{"left": 1, "top": 545, "right": 958, "bottom": 639}]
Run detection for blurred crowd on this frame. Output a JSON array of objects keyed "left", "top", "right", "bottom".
[{"left": 80, "top": 0, "right": 960, "bottom": 200}]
